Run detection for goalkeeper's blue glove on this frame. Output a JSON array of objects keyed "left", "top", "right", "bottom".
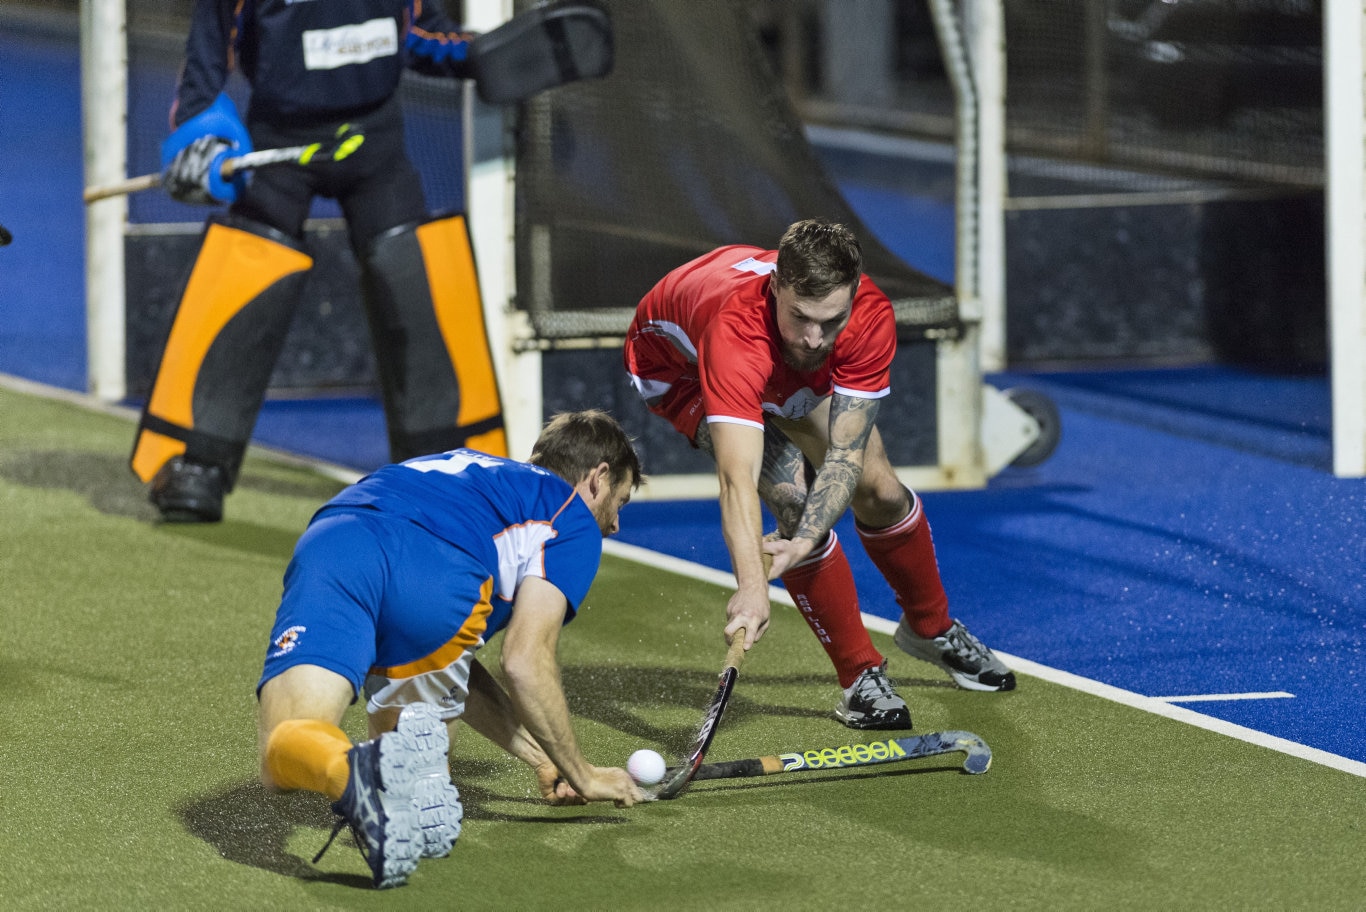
[{"left": 160, "top": 93, "right": 252, "bottom": 205}]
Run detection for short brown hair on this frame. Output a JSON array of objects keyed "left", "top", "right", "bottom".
[
  {"left": 529, "top": 409, "right": 644, "bottom": 490},
  {"left": 774, "top": 219, "right": 863, "bottom": 298}
]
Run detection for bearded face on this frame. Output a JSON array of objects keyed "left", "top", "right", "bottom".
[{"left": 773, "top": 281, "right": 855, "bottom": 373}]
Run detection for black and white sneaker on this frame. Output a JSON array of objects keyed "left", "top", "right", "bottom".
[
  {"left": 895, "top": 619, "right": 1016, "bottom": 692},
  {"left": 314, "top": 703, "right": 460, "bottom": 888},
  {"left": 834, "top": 662, "right": 912, "bottom": 730}
]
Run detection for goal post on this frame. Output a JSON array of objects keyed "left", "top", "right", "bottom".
[
  {"left": 462, "top": 0, "right": 544, "bottom": 461},
  {"left": 79, "top": 0, "right": 127, "bottom": 402},
  {"left": 1324, "top": 0, "right": 1366, "bottom": 478}
]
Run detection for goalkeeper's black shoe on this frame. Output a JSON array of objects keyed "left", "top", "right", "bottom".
[
  {"left": 835, "top": 661, "right": 912, "bottom": 730},
  {"left": 148, "top": 456, "right": 225, "bottom": 523}
]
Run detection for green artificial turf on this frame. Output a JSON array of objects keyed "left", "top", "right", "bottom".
[{"left": 1, "top": 384, "right": 1362, "bottom": 910}]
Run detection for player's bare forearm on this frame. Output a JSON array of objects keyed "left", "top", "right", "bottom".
[
  {"left": 503, "top": 643, "right": 634, "bottom": 803},
  {"left": 502, "top": 578, "right": 643, "bottom": 806},
  {"left": 710, "top": 422, "right": 771, "bottom": 646},
  {"left": 718, "top": 479, "right": 772, "bottom": 647},
  {"left": 794, "top": 394, "right": 878, "bottom": 544},
  {"left": 719, "top": 478, "right": 767, "bottom": 587},
  {"left": 462, "top": 660, "right": 557, "bottom": 769},
  {"left": 463, "top": 664, "right": 583, "bottom": 804},
  {"left": 796, "top": 456, "right": 860, "bottom": 542},
  {"left": 502, "top": 623, "right": 590, "bottom": 783}
]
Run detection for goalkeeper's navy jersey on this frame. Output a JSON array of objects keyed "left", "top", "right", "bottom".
[
  {"left": 317, "top": 450, "right": 603, "bottom": 627},
  {"left": 174, "top": 0, "right": 472, "bottom": 126}
]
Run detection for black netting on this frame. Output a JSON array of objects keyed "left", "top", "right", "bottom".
[
  {"left": 1002, "top": 0, "right": 1323, "bottom": 190},
  {"left": 512, "top": 0, "right": 957, "bottom": 340}
]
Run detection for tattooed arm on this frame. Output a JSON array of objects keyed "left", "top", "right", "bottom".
[{"left": 764, "top": 392, "right": 880, "bottom": 576}]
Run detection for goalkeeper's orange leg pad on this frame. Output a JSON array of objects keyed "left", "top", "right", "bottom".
[
  {"left": 131, "top": 215, "right": 312, "bottom": 486},
  {"left": 361, "top": 213, "right": 507, "bottom": 460}
]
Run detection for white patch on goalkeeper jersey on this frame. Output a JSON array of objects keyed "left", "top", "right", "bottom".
[{"left": 302, "top": 18, "right": 398, "bottom": 71}]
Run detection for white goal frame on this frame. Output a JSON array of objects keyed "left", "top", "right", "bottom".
[
  {"left": 81, "top": 0, "right": 128, "bottom": 402},
  {"left": 1324, "top": 0, "right": 1366, "bottom": 477}
]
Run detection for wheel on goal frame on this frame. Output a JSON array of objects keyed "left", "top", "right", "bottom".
[{"left": 1002, "top": 387, "right": 1061, "bottom": 468}]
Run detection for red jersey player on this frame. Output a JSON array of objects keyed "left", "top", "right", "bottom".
[{"left": 624, "top": 220, "right": 1015, "bottom": 730}]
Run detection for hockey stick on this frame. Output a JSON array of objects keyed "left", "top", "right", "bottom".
[
  {"left": 82, "top": 132, "right": 366, "bottom": 204},
  {"left": 651, "top": 626, "right": 748, "bottom": 800},
  {"left": 669, "top": 730, "right": 992, "bottom": 784}
]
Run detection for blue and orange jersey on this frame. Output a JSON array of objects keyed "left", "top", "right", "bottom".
[
  {"left": 173, "top": 0, "right": 474, "bottom": 126},
  {"left": 318, "top": 450, "right": 603, "bottom": 634}
]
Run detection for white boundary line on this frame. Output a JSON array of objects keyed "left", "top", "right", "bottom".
[
  {"left": 1154, "top": 692, "right": 1295, "bottom": 703},
  {"left": 0, "top": 371, "right": 365, "bottom": 486},
  {"left": 1000, "top": 655, "right": 1366, "bottom": 779},
  {"left": 603, "top": 540, "right": 1366, "bottom": 781}
]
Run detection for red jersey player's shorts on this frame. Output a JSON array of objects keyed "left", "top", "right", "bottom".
[{"left": 623, "top": 322, "right": 709, "bottom": 442}]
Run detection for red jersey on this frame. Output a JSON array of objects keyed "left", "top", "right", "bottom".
[{"left": 624, "top": 245, "right": 896, "bottom": 437}]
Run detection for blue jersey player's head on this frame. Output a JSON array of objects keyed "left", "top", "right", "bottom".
[{"left": 530, "top": 409, "right": 644, "bottom": 536}]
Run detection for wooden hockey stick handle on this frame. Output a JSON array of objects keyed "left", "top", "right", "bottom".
[
  {"left": 83, "top": 173, "right": 162, "bottom": 203},
  {"left": 82, "top": 153, "right": 262, "bottom": 204},
  {"left": 723, "top": 626, "right": 747, "bottom": 670}
]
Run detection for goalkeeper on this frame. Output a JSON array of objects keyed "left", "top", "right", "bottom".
[{"left": 130, "top": 0, "right": 610, "bottom": 523}]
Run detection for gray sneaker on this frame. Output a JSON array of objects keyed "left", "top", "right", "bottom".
[
  {"left": 314, "top": 702, "right": 460, "bottom": 888},
  {"left": 894, "top": 618, "right": 1016, "bottom": 691},
  {"left": 402, "top": 706, "right": 463, "bottom": 859},
  {"left": 834, "top": 661, "right": 913, "bottom": 730}
]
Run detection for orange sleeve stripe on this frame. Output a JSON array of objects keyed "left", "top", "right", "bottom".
[
  {"left": 409, "top": 0, "right": 476, "bottom": 44},
  {"left": 549, "top": 492, "right": 579, "bottom": 524}
]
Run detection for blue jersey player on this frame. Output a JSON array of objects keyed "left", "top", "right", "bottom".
[{"left": 256, "top": 410, "right": 644, "bottom": 889}]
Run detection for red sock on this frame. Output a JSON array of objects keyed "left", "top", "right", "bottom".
[
  {"left": 856, "top": 493, "right": 951, "bottom": 639},
  {"left": 781, "top": 531, "right": 883, "bottom": 688}
]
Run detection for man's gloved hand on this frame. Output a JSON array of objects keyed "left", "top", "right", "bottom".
[
  {"left": 159, "top": 93, "right": 252, "bottom": 205},
  {"left": 162, "top": 135, "right": 233, "bottom": 205}
]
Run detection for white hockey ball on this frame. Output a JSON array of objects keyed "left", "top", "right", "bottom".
[{"left": 627, "top": 748, "right": 667, "bottom": 785}]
